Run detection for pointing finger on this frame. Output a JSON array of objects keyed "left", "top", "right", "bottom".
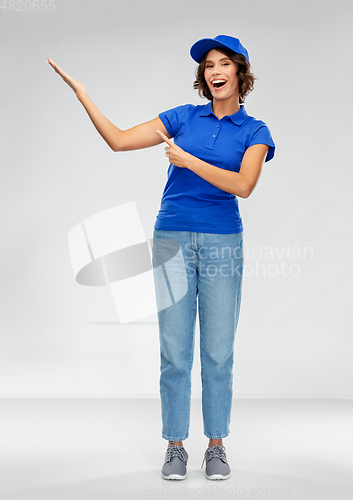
[{"left": 156, "top": 130, "right": 173, "bottom": 146}]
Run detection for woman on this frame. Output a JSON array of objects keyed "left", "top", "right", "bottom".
[{"left": 48, "top": 34, "right": 275, "bottom": 482}]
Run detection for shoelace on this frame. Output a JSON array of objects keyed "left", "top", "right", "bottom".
[
  {"left": 166, "top": 444, "right": 188, "bottom": 465},
  {"left": 201, "top": 445, "right": 227, "bottom": 468}
]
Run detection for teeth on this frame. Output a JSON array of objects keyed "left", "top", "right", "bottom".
[{"left": 212, "top": 80, "right": 226, "bottom": 84}]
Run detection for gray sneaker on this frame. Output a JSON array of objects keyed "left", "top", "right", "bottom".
[
  {"left": 201, "top": 445, "right": 231, "bottom": 480},
  {"left": 161, "top": 443, "right": 188, "bottom": 480}
]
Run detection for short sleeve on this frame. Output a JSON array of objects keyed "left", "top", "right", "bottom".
[
  {"left": 158, "top": 104, "right": 193, "bottom": 138},
  {"left": 248, "top": 123, "right": 275, "bottom": 162}
]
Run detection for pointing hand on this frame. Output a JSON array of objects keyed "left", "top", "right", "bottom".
[{"left": 156, "top": 130, "right": 191, "bottom": 169}]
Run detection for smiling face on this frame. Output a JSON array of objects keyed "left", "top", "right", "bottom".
[{"left": 204, "top": 49, "right": 240, "bottom": 104}]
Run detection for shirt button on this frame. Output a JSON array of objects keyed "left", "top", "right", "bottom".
[
  {"left": 216, "top": 125, "right": 220, "bottom": 128},
  {"left": 212, "top": 134, "right": 216, "bottom": 138}
]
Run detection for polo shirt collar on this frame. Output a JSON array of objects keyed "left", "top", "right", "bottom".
[{"left": 200, "top": 101, "right": 248, "bottom": 126}]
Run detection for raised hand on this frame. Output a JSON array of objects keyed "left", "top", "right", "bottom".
[
  {"left": 156, "top": 130, "right": 192, "bottom": 169},
  {"left": 47, "top": 58, "right": 86, "bottom": 96}
]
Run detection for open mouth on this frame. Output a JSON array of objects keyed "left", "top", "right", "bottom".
[{"left": 212, "top": 80, "right": 227, "bottom": 90}]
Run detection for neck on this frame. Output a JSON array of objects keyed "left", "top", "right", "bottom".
[{"left": 212, "top": 97, "right": 240, "bottom": 120}]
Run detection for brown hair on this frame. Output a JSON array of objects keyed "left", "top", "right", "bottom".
[{"left": 193, "top": 48, "right": 256, "bottom": 104}]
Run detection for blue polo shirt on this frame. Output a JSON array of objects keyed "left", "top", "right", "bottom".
[{"left": 154, "top": 101, "right": 275, "bottom": 234}]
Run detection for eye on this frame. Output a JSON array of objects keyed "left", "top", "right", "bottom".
[
  {"left": 206, "top": 64, "right": 213, "bottom": 69},
  {"left": 222, "top": 62, "right": 229, "bottom": 66}
]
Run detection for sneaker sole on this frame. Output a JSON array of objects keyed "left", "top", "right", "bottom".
[
  {"left": 161, "top": 472, "right": 187, "bottom": 480},
  {"left": 206, "top": 472, "right": 231, "bottom": 480}
]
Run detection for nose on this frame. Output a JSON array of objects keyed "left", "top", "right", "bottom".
[{"left": 211, "top": 65, "right": 221, "bottom": 77}]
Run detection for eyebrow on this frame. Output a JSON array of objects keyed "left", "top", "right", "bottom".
[{"left": 205, "top": 57, "right": 231, "bottom": 63}]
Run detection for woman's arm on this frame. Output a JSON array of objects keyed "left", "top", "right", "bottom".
[
  {"left": 157, "top": 130, "right": 268, "bottom": 199},
  {"left": 77, "top": 91, "right": 169, "bottom": 151},
  {"left": 187, "top": 144, "right": 269, "bottom": 198},
  {"left": 47, "top": 58, "right": 169, "bottom": 152}
]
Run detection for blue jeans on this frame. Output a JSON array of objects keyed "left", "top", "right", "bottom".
[{"left": 152, "top": 229, "right": 244, "bottom": 441}]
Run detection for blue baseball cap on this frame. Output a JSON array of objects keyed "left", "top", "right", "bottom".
[{"left": 190, "top": 35, "right": 250, "bottom": 66}]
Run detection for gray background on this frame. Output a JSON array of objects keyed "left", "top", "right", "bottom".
[{"left": 1, "top": 0, "right": 352, "bottom": 397}]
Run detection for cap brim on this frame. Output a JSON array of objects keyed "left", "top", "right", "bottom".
[{"left": 190, "top": 38, "right": 235, "bottom": 63}]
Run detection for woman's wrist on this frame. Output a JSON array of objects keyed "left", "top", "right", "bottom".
[
  {"left": 76, "top": 89, "right": 88, "bottom": 102},
  {"left": 185, "top": 154, "right": 200, "bottom": 171}
]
